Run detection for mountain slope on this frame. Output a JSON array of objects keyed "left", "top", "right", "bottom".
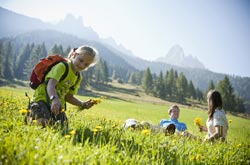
[
  {"left": 0, "top": 7, "right": 53, "bottom": 37},
  {"left": 6, "top": 30, "right": 137, "bottom": 74},
  {"left": 100, "top": 43, "right": 250, "bottom": 102},
  {"left": 1, "top": 6, "right": 250, "bottom": 102},
  {"left": 156, "top": 45, "right": 205, "bottom": 69},
  {"left": 0, "top": 7, "right": 99, "bottom": 41}
]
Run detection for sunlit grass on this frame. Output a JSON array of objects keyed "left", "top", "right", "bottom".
[{"left": 0, "top": 86, "right": 250, "bottom": 164}]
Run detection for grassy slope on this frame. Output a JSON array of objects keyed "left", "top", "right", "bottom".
[
  {"left": 1, "top": 82, "right": 249, "bottom": 143},
  {"left": 87, "top": 82, "right": 250, "bottom": 142}
]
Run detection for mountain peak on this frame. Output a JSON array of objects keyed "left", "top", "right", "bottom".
[
  {"left": 101, "top": 37, "right": 134, "bottom": 56},
  {"left": 156, "top": 44, "right": 205, "bottom": 69},
  {"left": 55, "top": 13, "right": 99, "bottom": 41},
  {"left": 58, "top": 14, "right": 84, "bottom": 27},
  {"left": 165, "top": 44, "right": 185, "bottom": 64}
]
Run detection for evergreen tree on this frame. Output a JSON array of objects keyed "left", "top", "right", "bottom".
[
  {"left": 187, "top": 80, "right": 196, "bottom": 99},
  {"left": 141, "top": 67, "right": 153, "bottom": 94},
  {"left": 102, "top": 61, "right": 109, "bottom": 84},
  {"left": 128, "top": 72, "right": 137, "bottom": 84},
  {"left": 216, "top": 76, "right": 236, "bottom": 112},
  {"left": 205, "top": 80, "right": 215, "bottom": 100},
  {"left": 58, "top": 45, "right": 64, "bottom": 56},
  {"left": 23, "top": 44, "right": 42, "bottom": 79},
  {"left": 154, "top": 71, "right": 165, "bottom": 99},
  {"left": 125, "top": 71, "right": 131, "bottom": 83},
  {"left": 0, "top": 41, "right": 4, "bottom": 78},
  {"left": 164, "top": 70, "right": 170, "bottom": 97},
  {"left": 176, "top": 72, "right": 188, "bottom": 103},
  {"left": 64, "top": 46, "right": 71, "bottom": 57},
  {"left": 196, "top": 88, "right": 204, "bottom": 101},
  {"left": 93, "top": 58, "right": 108, "bottom": 84},
  {"left": 30, "top": 43, "right": 35, "bottom": 51},
  {"left": 235, "top": 96, "right": 246, "bottom": 113},
  {"left": 40, "top": 42, "right": 48, "bottom": 57},
  {"left": 135, "top": 71, "right": 143, "bottom": 85},
  {"left": 165, "top": 68, "right": 176, "bottom": 98},
  {"left": 208, "top": 80, "right": 215, "bottom": 90},
  {"left": 94, "top": 60, "right": 102, "bottom": 83},
  {"left": 3, "top": 42, "right": 14, "bottom": 80},
  {"left": 81, "top": 67, "right": 94, "bottom": 88},
  {"left": 174, "top": 70, "right": 178, "bottom": 79},
  {"left": 112, "top": 70, "right": 117, "bottom": 80},
  {"left": 15, "top": 44, "right": 32, "bottom": 79},
  {"left": 50, "top": 44, "right": 60, "bottom": 55}
]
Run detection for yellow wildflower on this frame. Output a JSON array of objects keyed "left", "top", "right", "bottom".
[
  {"left": 92, "top": 128, "right": 98, "bottom": 132},
  {"left": 69, "top": 130, "right": 76, "bottom": 135},
  {"left": 194, "top": 117, "right": 202, "bottom": 126},
  {"left": 112, "top": 124, "right": 117, "bottom": 128},
  {"left": 189, "top": 155, "right": 195, "bottom": 161},
  {"left": 19, "top": 109, "right": 28, "bottom": 115},
  {"left": 32, "top": 120, "right": 37, "bottom": 124},
  {"left": 64, "top": 135, "right": 71, "bottom": 139},
  {"left": 141, "top": 129, "right": 150, "bottom": 135},
  {"left": 91, "top": 99, "right": 101, "bottom": 105},
  {"left": 95, "top": 125, "right": 103, "bottom": 130},
  {"left": 196, "top": 154, "right": 202, "bottom": 161},
  {"left": 237, "top": 144, "right": 241, "bottom": 148}
]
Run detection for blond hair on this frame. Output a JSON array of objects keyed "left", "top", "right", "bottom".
[{"left": 68, "top": 45, "right": 99, "bottom": 68}]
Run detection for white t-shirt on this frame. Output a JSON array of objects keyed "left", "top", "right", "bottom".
[{"left": 206, "top": 109, "right": 228, "bottom": 138}]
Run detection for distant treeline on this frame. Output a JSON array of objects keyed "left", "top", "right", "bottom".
[
  {"left": 0, "top": 41, "right": 248, "bottom": 113},
  {"left": 139, "top": 67, "right": 246, "bottom": 113}
]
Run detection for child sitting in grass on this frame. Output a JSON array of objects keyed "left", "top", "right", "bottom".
[{"left": 183, "top": 90, "right": 229, "bottom": 142}]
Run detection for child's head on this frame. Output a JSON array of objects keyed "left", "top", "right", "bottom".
[
  {"left": 207, "top": 90, "right": 222, "bottom": 119},
  {"left": 68, "top": 45, "right": 98, "bottom": 71},
  {"left": 168, "top": 105, "right": 180, "bottom": 119}
]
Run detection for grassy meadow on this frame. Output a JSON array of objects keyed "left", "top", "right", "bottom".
[{"left": 0, "top": 85, "right": 250, "bottom": 164}]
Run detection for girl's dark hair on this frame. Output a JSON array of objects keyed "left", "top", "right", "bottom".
[{"left": 207, "top": 90, "right": 223, "bottom": 120}]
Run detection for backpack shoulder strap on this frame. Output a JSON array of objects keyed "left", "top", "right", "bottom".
[
  {"left": 70, "top": 72, "right": 80, "bottom": 91},
  {"left": 60, "top": 62, "right": 80, "bottom": 90},
  {"left": 59, "top": 62, "right": 69, "bottom": 82}
]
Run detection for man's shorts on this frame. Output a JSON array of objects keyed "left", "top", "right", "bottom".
[{"left": 29, "top": 101, "right": 67, "bottom": 125}]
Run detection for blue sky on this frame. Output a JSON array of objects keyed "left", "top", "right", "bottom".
[{"left": 1, "top": 0, "right": 250, "bottom": 77}]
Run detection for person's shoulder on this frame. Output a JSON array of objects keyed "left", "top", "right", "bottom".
[
  {"left": 160, "top": 119, "right": 169, "bottom": 122},
  {"left": 214, "top": 109, "right": 225, "bottom": 116},
  {"left": 213, "top": 109, "right": 227, "bottom": 121},
  {"left": 46, "top": 62, "right": 67, "bottom": 80},
  {"left": 179, "top": 122, "right": 187, "bottom": 126},
  {"left": 159, "top": 119, "right": 170, "bottom": 126},
  {"left": 53, "top": 61, "right": 67, "bottom": 71},
  {"left": 176, "top": 121, "right": 187, "bottom": 130}
]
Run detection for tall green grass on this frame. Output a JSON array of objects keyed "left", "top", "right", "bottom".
[{"left": 0, "top": 87, "right": 249, "bottom": 164}]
